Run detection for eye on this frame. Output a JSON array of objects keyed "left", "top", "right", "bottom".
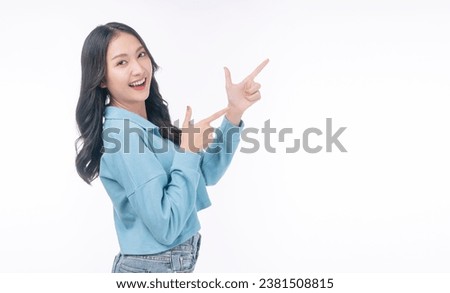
[
  {"left": 117, "top": 60, "right": 127, "bottom": 66},
  {"left": 138, "top": 51, "right": 146, "bottom": 58}
]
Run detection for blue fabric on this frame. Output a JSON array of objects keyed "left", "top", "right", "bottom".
[
  {"left": 111, "top": 232, "right": 202, "bottom": 273},
  {"left": 99, "top": 106, "right": 243, "bottom": 254}
]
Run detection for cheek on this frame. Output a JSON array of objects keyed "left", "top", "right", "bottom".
[
  {"left": 107, "top": 69, "right": 126, "bottom": 87},
  {"left": 105, "top": 71, "right": 127, "bottom": 97},
  {"left": 145, "top": 59, "right": 153, "bottom": 77}
]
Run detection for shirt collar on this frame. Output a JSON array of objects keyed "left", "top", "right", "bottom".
[{"left": 104, "top": 106, "right": 158, "bottom": 130}]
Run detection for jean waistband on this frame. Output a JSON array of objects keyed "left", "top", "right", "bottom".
[
  {"left": 188, "top": 232, "right": 201, "bottom": 246},
  {"left": 120, "top": 232, "right": 201, "bottom": 257}
]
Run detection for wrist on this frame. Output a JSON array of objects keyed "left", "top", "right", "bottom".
[
  {"left": 180, "top": 135, "right": 198, "bottom": 153},
  {"left": 179, "top": 145, "right": 200, "bottom": 153},
  {"left": 225, "top": 107, "right": 243, "bottom": 126}
]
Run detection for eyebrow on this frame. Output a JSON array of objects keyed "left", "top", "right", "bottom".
[{"left": 111, "top": 45, "right": 145, "bottom": 60}]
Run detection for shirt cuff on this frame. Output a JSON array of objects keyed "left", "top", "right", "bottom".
[{"left": 221, "top": 116, "right": 245, "bottom": 136}]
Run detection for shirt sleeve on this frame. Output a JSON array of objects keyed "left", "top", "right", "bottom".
[
  {"left": 200, "top": 116, "right": 244, "bottom": 186},
  {"left": 100, "top": 126, "right": 201, "bottom": 246}
]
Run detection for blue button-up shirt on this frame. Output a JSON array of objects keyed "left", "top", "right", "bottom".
[{"left": 99, "top": 106, "right": 243, "bottom": 254}]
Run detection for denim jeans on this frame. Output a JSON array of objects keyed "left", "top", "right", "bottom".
[{"left": 111, "top": 233, "right": 201, "bottom": 273}]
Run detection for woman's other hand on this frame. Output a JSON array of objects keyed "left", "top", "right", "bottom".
[{"left": 180, "top": 106, "right": 229, "bottom": 153}]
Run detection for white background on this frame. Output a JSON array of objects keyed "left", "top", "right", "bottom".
[{"left": 0, "top": 0, "right": 449, "bottom": 273}]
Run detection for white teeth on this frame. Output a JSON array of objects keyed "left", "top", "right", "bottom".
[{"left": 130, "top": 78, "right": 145, "bottom": 87}]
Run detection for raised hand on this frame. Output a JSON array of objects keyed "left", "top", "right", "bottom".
[
  {"left": 180, "top": 106, "right": 229, "bottom": 153},
  {"left": 224, "top": 59, "right": 269, "bottom": 125}
]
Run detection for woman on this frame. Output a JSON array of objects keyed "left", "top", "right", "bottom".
[{"left": 75, "top": 22, "right": 268, "bottom": 273}]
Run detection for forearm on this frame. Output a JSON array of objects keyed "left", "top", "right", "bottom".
[{"left": 201, "top": 116, "right": 243, "bottom": 185}]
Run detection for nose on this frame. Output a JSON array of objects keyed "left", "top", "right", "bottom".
[{"left": 130, "top": 58, "right": 145, "bottom": 76}]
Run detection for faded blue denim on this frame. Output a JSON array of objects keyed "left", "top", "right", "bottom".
[{"left": 111, "top": 233, "right": 201, "bottom": 273}]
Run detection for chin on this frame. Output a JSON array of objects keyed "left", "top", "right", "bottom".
[{"left": 133, "top": 90, "right": 150, "bottom": 102}]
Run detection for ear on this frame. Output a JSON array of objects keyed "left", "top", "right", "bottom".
[{"left": 100, "top": 80, "right": 107, "bottom": 88}]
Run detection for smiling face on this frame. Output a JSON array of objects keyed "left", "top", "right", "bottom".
[{"left": 101, "top": 31, "right": 152, "bottom": 110}]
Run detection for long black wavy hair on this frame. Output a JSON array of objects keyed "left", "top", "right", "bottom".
[{"left": 75, "top": 22, "right": 181, "bottom": 184}]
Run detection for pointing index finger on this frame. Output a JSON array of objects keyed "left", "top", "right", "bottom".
[
  {"left": 246, "top": 58, "right": 269, "bottom": 81},
  {"left": 203, "top": 107, "right": 229, "bottom": 123}
]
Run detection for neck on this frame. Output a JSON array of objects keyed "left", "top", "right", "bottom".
[{"left": 110, "top": 99, "right": 147, "bottom": 120}]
